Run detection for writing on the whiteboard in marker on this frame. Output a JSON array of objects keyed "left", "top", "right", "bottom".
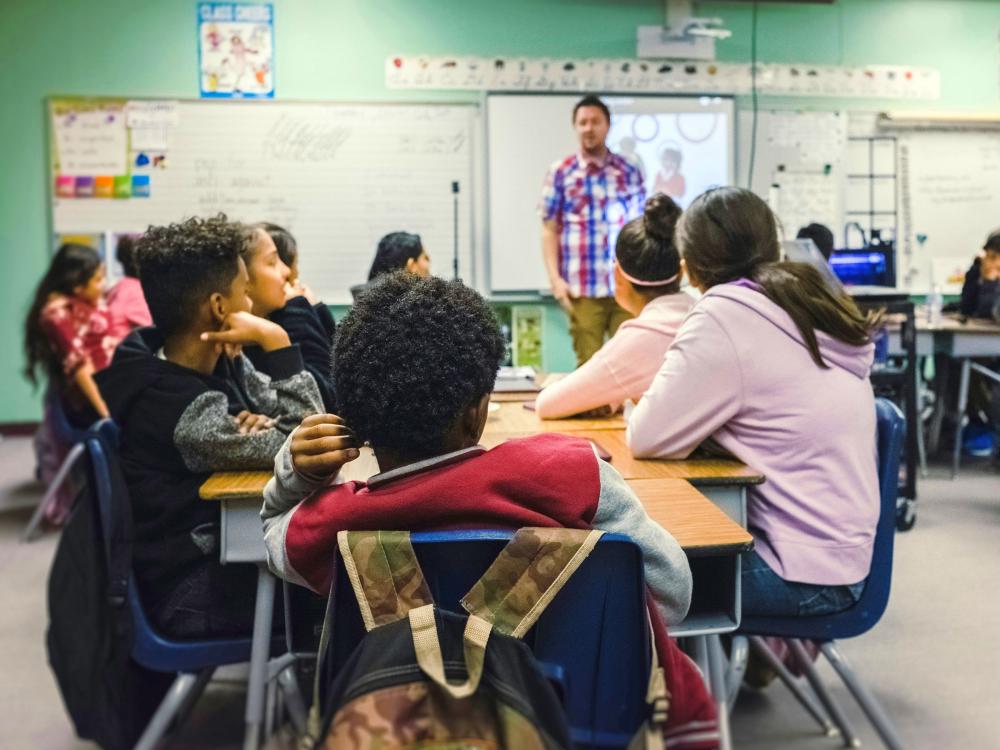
[{"left": 263, "top": 115, "right": 351, "bottom": 162}]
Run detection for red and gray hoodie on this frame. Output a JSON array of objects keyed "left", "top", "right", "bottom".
[{"left": 262, "top": 431, "right": 721, "bottom": 748}]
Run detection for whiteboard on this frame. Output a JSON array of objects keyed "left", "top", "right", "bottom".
[
  {"left": 899, "top": 131, "right": 1000, "bottom": 293},
  {"left": 738, "top": 110, "right": 848, "bottom": 238},
  {"left": 51, "top": 99, "right": 476, "bottom": 304},
  {"left": 487, "top": 94, "right": 734, "bottom": 293}
]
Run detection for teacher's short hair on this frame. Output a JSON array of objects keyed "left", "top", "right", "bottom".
[{"left": 573, "top": 95, "right": 610, "bottom": 124}]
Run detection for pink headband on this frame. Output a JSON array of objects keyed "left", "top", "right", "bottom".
[{"left": 615, "top": 259, "right": 680, "bottom": 287}]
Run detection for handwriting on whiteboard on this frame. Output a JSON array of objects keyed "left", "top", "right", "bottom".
[{"left": 263, "top": 115, "right": 351, "bottom": 162}]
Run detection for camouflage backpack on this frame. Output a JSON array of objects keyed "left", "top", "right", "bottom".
[{"left": 302, "top": 527, "right": 669, "bottom": 750}]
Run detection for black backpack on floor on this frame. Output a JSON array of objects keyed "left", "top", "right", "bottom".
[{"left": 46, "top": 424, "right": 171, "bottom": 749}]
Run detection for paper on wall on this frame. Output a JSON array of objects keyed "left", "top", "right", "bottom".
[
  {"left": 125, "top": 100, "right": 179, "bottom": 128},
  {"left": 130, "top": 125, "right": 171, "bottom": 151},
  {"left": 53, "top": 104, "right": 128, "bottom": 175}
]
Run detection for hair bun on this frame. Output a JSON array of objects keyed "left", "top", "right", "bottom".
[{"left": 643, "top": 194, "right": 682, "bottom": 242}]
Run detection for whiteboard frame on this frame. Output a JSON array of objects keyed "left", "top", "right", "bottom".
[{"left": 46, "top": 95, "right": 482, "bottom": 299}]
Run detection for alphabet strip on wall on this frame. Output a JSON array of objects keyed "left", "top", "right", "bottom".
[{"left": 385, "top": 56, "right": 940, "bottom": 100}]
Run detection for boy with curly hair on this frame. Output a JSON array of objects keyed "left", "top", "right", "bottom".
[
  {"left": 96, "top": 214, "right": 323, "bottom": 638},
  {"left": 262, "top": 272, "right": 718, "bottom": 743}
]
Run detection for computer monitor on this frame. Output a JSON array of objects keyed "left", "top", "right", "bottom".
[{"left": 829, "top": 250, "right": 894, "bottom": 288}]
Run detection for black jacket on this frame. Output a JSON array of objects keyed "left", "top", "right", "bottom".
[
  {"left": 95, "top": 328, "right": 322, "bottom": 608},
  {"left": 246, "top": 296, "right": 338, "bottom": 411},
  {"left": 959, "top": 258, "right": 1000, "bottom": 319}
]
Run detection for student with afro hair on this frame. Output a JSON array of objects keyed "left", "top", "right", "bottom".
[{"left": 262, "top": 272, "right": 718, "bottom": 742}]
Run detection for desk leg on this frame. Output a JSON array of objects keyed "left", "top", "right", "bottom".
[
  {"left": 951, "top": 358, "right": 971, "bottom": 479},
  {"left": 915, "top": 357, "right": 928, "bottom": 478},
  {"left": 244, "top": 566, "right": 275, "bottom": 750},
  {"left": 706, "top": 634, "right": 733, "bottom": 750}
]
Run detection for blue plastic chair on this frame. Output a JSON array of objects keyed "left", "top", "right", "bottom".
[
  {"left": 82, "top": 420, "right": 277, "bottom": 750},
  {"left": 22, "top": 390, "right": 93, "bottom": 541},
  {"left": 316, "top": 530, "right": 651, "bottom": 750},
  {"left": 736, "top": 398, "right": 906, "bottom": 749}
]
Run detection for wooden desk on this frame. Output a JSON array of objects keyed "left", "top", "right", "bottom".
[
  {"left": 482, "top": 428, "right": 764, "bottom": 486},
  {"left": 198, "top": 468, "right": 752, "bottom": 557},
  {"left": 888, "top": 312, "right": 1000, "bottom": 356},
  {"left": 200, "top": 448, "right": 380, "bottom": 505},
  {"left": 490, "top": 372, "right": 567, "bottom": 402},
  {"left": 489, "top": 390, "right": 540, "bottom": 403},
  {"left": 631, "top": 478, "right": 752, "bottom": 556},
  {"left": 488, "top": 400, "right": 625, "bottom": 433},
  {"left": 888, "top": 312, "right": 1000, "bottom": 476},
  {"left": 200, "top": 471, "right": 272, "bottom": 502}
]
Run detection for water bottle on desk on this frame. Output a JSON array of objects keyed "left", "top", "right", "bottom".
[{"left": 928, "top": 285, "right": 943, "bottom": 326}]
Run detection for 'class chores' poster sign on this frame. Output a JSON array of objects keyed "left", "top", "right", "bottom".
[{"left": 198, "top": 3, "right": 274, "bottom": 99}]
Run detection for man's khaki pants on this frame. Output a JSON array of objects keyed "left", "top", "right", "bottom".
[{"left": 568, "top": 296, "right": 633, "bottom": 366}]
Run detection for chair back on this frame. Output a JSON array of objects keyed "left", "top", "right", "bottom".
[
  {"left": 45, "top": 387, "right": 90, "bottom": 446},
  {"left": 740, "top": 397, "right": 906, "bottom": 640},
  {"left": 81, "top": 420, "right": 253, "bottom": 673},
  {"left": 316, "top": 530, "right": 650, "bottom": 750}
]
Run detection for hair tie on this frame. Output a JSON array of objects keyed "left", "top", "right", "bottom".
[{"left": 615, "top": 260, "right": 679, "bottom": 287}]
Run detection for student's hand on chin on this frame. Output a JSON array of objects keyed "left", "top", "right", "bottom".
[
  {"left": 201, "top": 311, "right": 291, "bottom": 353},
  {"left": 291, "top": 414, "right": 360, "bottom": 478},
  {"left": 299, "top": 282, "right": 318, "bottom": 305},
  {"left": 286, "top": 280, "right": 319, "bottom": 305}
]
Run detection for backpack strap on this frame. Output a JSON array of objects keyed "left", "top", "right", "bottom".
[
  {"left": 627, "top": 615, "right": 670, "bottom": 750},
  {"left": 409, "top": 604, "right": 493, "bottom": 699},
  {"left": 461, "top": 527, "right": 604, "bottom": 638},
  {"left": 337, "top": 530, "right": 433, "bottom": 631}
]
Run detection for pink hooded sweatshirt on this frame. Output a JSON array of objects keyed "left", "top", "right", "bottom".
[
  {"left": 535, "top": 293, "right": 694, "bottom": 419},
  {"left": 627, "top": 282, "right": 879, "bottom": 586}
]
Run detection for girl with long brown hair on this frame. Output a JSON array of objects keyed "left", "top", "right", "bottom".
[{"left": 627, "top": 186, "right": 882, "bottom": 617}]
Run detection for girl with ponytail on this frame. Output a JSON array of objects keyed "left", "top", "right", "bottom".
[
  {"left": 536, "top": 194, "right": 693, "bottom": 418},
  {"left": 628, "top": 186, "right": 882, "bottom": 617}
]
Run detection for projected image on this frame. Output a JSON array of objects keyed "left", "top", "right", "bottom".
[{"left": 607, "top": 108, "right": 729, "bottom": 209}]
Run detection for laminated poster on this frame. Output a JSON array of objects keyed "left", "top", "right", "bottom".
[
  {"left": 513, "top": 306, "right": 544, "bottom": 369},
  {"left": 199, "top": 3, "right": 275, "bottom": 98},
  {"left": 52, "top": 101, "right": 128, "bottom": 176}
]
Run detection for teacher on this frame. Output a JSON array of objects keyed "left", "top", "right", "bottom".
[{"left": 540, "top": 95, "right": 647, "bottom": 366}]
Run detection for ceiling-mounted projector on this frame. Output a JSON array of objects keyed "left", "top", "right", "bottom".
[{"left": 637, "top": 0, "right": 733, "bottom": 60}]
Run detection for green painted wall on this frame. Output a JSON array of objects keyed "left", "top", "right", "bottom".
[{"left": 2, "top": 0, "right": 999, "bottom": 421}]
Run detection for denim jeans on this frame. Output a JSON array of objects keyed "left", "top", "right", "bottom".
[{"left": 741, "top": 550, "right": 865, "bottom": 617}]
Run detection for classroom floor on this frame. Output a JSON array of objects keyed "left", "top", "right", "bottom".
[{"left": 1, "top": 435, "right": 997, "bottom": 750}]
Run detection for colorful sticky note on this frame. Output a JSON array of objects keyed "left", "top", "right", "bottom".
[
  {"left": 113, "top": 175, "right": 131, "bottom": 198},
  {"left": 131, "top": 174, "right": 150, "bottom": 197},
  {"left": 55, "top": 175, "right": 75, "bottom": 198},
  {"left": 94, "top": 176, "right": 114, "bottom": 198},
  {"left": 75, "top": 176, "right": 95, "bottom": 197}
]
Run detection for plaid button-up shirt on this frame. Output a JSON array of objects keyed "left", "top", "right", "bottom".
[{"left": 540, "top": 151, "right": 646, "bottom": 298}]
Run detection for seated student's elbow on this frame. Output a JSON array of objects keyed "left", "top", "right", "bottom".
[
  {"left": 533, "top": 391, "right": 555, "bottom": 419},
  {"left": 626, "top": 405, "right": 696, "bottom": 460},
  {"left": 625, "top": 421, "right": 677, "bottom": 459},
  {"left": 534, "top": 390, "right": 570, "bottom": 420}
]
